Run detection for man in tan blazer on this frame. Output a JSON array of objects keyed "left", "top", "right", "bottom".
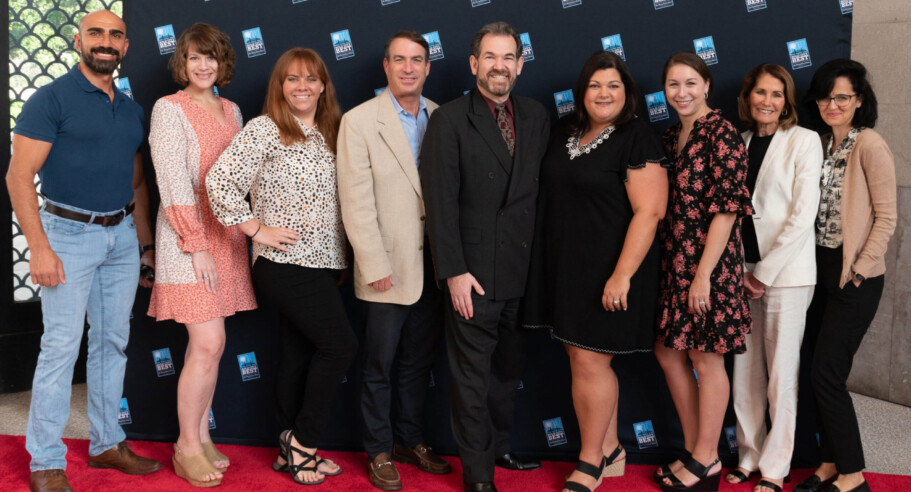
[{"left": 337, "top": 31, "right": 450, "bottom": 491}]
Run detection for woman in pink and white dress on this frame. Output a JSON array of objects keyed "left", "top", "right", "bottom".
[{"left": 147, "top": 22, "right": 256, "bottom": 488}]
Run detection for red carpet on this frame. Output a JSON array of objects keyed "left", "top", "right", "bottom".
[{"left": 1, "top": 435, "right": 909, "bottom": 491}]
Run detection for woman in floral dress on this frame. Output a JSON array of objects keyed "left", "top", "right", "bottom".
[
  {"left": 654, "top": 52, "right": 753, "bottom": 492},
  {"left": 147, "top": 23, "right": 256, "bottom": 487}
]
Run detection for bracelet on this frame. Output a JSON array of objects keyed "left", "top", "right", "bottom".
[
  {"left": 139, "top": 244, "right": 155, "bottom": 255},
  {"left": 250, "top": 223, "right": 262, "bottom": 238}
]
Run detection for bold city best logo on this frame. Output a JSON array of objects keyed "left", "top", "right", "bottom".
[
  {"left": 646, "top": 92, "right": 669, "bottom": 123},
  {"left": 543, "top": 417, "right": 568, "bottom": 447},
  {"left": 237, "top": 352, "right": 261, "bottom": 381},
  {"left": 155, "top": 25, "right": 177, "bottom": 55},
  {"left": 243, "top": 27, "right": 266, "bottom": 58},
  {"left": 118, "top": 398, "right": 132, "bottom": 425},
  {"left": 788, "top": 38, "right": 812, "bottom": 70},
  {"left": 116, "top": 78, "right": 133, "bottom": 100},
  {"left": 422, "top": 31, "right": 445, "bottom": 61},
  {"left": 152, "top": 348, "right": 176, "bottom": 377},
  {"left": 693, "top": 36, "right": 718, "bottom": 66},
  {"left": 745, "top": 0, "right": 767, "bottom": 12},
  {"left": 520, "top": 32, "right": 535, "bottom": 62},
  {"left": 601, "top": 34, "right": 625, "bottom": 61},
  {"left": 653, "top": 0, "right": 674, "bottom": 9},
  {"left": 331, "top": 29, "right": 355, "bottom": 60},
  {"left": 553, "top": 90, "right": 575, "bottom": 118},
  {"left": 562, "top": 0, "right": 582, "bottom": 7},
  {"left": 634, "top": 420, "right": 659, "bottom": 448}
]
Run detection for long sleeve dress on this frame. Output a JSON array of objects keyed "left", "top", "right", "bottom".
[
  {"left": 656, "top": 109, "right": 753, "bottom": 354},
  {"left": 147, "top": 91, "right": 257, "bottom": 324}
]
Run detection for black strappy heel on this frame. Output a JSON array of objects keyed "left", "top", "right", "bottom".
[
  {"left": 563, "top": 459, "right": 606, "bottom": 492},
  {"left": 653, "top": 450, "right": 692, "bottom": 484},
  {"left": 659, "top": 455, "right": 721, "bottom": 492}
]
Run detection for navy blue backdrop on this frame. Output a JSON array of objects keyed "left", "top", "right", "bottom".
[{"left": 119, "top": 0, "right": 852, "bottom": 465}]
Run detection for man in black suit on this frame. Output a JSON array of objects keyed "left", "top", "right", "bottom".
[{"left": 419, "top": 21, "right": 550, "bottom": 492}]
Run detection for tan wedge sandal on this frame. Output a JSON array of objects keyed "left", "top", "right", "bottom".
[
  {"left": 173, "top": 443, "right": 222, "bottom": 488},
  {"left": 602, "top": 444, "right": 626, "bottom": 478},
  {"left": 201, "top": 441, "right": 229, "bottom": 472}
]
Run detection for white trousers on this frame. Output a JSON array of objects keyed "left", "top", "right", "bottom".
[{"left": 733, "top": 284, "right": 814, "bottom": 479}]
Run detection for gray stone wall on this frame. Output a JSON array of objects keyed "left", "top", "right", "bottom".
[{"left": 846, "top": 1, "right": 911, "bottom": 406}]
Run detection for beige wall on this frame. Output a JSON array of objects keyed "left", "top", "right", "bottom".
[{"left": 847, "top": 1, "right": 911, "bottom": 406}]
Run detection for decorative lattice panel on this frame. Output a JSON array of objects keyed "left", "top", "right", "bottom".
[{"left": 9, "top": 0, "right": 123, "bottom": 301}]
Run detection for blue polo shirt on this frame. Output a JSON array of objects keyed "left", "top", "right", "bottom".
[{"left": 14, "top": 66, "right": 144, "bottom": 212}]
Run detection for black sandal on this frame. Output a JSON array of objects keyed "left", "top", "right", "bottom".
[
  {"left": 659, "top": 456, "right": 721, "bottom": 492},
  {"left": 653, "top": 450, "right": 692, "bottom": 484},
  {"left": 283, "top": 430, "right": 324, "bottom": 486},
  {"left": 602, "top": 444, "right": 625, "bottom": 478},
  {"left": 725, "top": 469, "right": 755, "bottom": 484},
  {"left": 756, "top": 479, "right": 783, "bottom": 492},
  {"left": 563, "top": 459, "right": 606, "bottom": 492},
  {"left": 273, "top": 430, "right": 340, "bottom": 476}
]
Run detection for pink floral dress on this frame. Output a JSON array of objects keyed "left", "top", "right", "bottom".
[
  {"left": 657, "top": 110, "right": 753, "bottom": 354},
  {"left": 147, "top": 91, "right": 257, "bottom": 324}
]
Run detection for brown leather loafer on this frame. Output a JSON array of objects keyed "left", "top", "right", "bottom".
[
  {"left": 368, "top": 452, "right": 402, "bottom": 491},
  {"left": 29, "top": 469, "right": 72, "bottom": 492},
  {"left": 88, "top": 441, "right": 162, "bottom": 475},
  {"left": 393, "top": 443, "right": 452, "bottom": 474}
]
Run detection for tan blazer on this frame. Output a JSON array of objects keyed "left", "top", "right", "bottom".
[{"left": 337, "top": 91, "right": 438, "bottom": 305}]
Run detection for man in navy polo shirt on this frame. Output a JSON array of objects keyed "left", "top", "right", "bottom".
[{"left": 6, "top": 10, "right": 161, "bottom": 492}]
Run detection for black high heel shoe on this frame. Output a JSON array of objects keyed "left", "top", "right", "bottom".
[
  {"left": 562, "top": 458, "right": 606, "bottom": 492},
  {"left": 659, "top": 455, "right": 721, "bottom": 492},
  {"left": 653, "top": 450, "right": 692, "bottom": 484}
]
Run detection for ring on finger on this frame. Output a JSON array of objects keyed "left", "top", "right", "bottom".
[{"left": 613, "top": 300, "right": 620, "bottom": 304}]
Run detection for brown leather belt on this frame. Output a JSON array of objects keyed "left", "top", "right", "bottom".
[{"left": 44, "top": 202, "right": 135, "bottom": 227}]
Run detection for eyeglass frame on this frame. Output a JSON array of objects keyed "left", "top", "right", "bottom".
[{"left": 816, "top": 93, "right": 858, "bottom": 107}]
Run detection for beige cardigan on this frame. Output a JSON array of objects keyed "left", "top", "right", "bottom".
[{"left": 827, "top": 128, "right": 897, "bottom": 288}]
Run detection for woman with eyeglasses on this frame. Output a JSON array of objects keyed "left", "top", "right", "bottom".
[{"left": 794, "top": 59, "right": 896, "bottom": 492}]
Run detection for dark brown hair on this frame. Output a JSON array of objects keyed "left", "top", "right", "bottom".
[
  {"left": 169, "top": 23, "right": 236, "bottom": 87},
  {"left": 662, "top": 51, "right": 714, "bottom": 101},
  {"left": 738, "top": 63, "right": 799, "bottom": 132},
  {"left": 384, "top": 31, "right": 429, "bottom": 61},
  {"left": 569, "top": 51, "right": 640, "bottom": 135},
  {"left": 262, "top": 48, "right": 341, "bottom": 152},
  {"left": 470, "top": 21, "right": 522, "bottom": 59},
  {"left": 806, "top": 58, "right": 878, "bottom": 129}
]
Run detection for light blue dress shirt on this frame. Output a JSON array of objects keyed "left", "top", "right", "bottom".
[{"left": 388, "top": 89, "right": 429, "bottom": 167}]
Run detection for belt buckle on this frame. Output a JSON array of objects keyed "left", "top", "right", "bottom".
[{"left": 101, "top": 211, "right": 125, "bottom": 227}]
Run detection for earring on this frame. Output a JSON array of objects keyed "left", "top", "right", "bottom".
[
  {"left": 782, "top": 108, "right": 788, "bottom": 116},
  {"left": 704, "top": 91, "right": 708, "bottom": 100}
]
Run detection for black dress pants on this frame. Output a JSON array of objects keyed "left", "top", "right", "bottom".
[
  {"left": 805, "top": 245, "right": 884, "bottom": 474},
  {"left": 444, "top": 294, "right": 528, "bottom": 483},
  {"left": 253, "top": 258, "right": 358, "bottom": 448},
  {"left": 360, "top": 248, "right": 443, "bottom": 459}
]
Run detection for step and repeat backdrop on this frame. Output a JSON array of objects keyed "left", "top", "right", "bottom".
[{"left": 119, "top": 0, "right": 853, "bottom": 464}]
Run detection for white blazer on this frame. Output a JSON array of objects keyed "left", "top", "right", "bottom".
[{"left": 742, "top": 125, "right": 823, "bottom": 287}]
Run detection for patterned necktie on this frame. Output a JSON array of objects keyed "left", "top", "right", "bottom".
[{"left": 495, "top": 103, "right": 515, "bottom": 157}]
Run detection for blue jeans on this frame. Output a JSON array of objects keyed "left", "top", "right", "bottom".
[{"left": 26, "top": 200, "right": 139, "bottom": 471}]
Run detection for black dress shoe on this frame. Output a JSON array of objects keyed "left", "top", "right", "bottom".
[
  {"left": 495, "top": 453, "right": 541, "bottom": 471},
  {"left": 795, "top": 475, "right": 836, "bottom": 492},
  {"left": 464, "top": 481, "right": 498, "bottom": 492}
]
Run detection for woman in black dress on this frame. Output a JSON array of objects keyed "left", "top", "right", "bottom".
[{"left": 533, "top": 51, "right": 668, "bottom": 492}]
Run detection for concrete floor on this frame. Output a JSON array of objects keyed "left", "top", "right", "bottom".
[{"left": 1, "top": 385, "right": 909, "bottom": 475}]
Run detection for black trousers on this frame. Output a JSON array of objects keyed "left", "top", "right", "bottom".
[
  {"left": 805, "top": 245, "right": 883, "bottom": 474},
  {"left": 444, "top": 294, "right": 528, "bottom": 483},
  {"left": 360, "top": 249, "right": 443, "bottom": 459},
  {"left": 253, "top": 258, "right": 358, "bottom": 448}
]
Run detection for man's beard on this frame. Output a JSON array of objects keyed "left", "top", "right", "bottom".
[
  {"left": 477, "top": 69, "right": 515, "bottom": 97},
  {"left": 82, "top": 47, "right": 121, "bottom": 74}
]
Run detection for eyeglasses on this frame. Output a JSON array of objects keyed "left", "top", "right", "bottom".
[{"left": 816, "top": 94, "right": 857, "bottom": 107}]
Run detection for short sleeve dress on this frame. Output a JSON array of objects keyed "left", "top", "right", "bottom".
[
  {"left": 528, "top": 118, "right": 668, "bottom": 354},
  {"left": 147, "top": 91, "right": 257, "bottom": 324},
  {"left": 657, "top": 109, "right": 753, "bottom": 354}
]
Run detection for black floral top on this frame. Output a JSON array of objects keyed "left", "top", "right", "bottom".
[{"left": 657, "top": 110, "right": 753, "bottom": 354}]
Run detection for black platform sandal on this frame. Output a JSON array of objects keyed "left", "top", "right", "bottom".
[
  {"left": 601, "top": 444, "right": 625, "bottom": 478},
  {"left": 283, "top": 430, "right": 325, "bottom": 486},
  {"left": 725, "top": 469, "right": 755, "bottom": 484},
  {"left": 659, "top": 455, "right": 721, "bottom": 492},
  {"left": 653, "top": 450, "right": 692, "bottom": 484},
  {"left": 563, "top": 459, "right": 606, "bottom": 492}
]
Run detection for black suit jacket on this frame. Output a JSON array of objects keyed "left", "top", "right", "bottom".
[{"left": 420, "top": 89, "right": 551, "bottom": 301}]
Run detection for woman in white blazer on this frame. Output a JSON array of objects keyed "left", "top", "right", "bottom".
[{"left": 725, "top": 63, "right": 823, "bottom": 492}]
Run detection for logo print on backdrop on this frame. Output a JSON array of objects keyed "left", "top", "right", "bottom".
[
  {"left": 693, "top": 36, "right": 718, "bottom": 66},
  {"left": 242, "top": 28, "right": 266, "bottom": 58},
  {"left": 745, "top": 0, "right": 767, "bottom": 12},
  {"left": 634, "top": 420, "right": 659, "bottom": 448},
  {"left": 562, "top": 0, "right": 582, "bottom": 8},
  {"left": 381, "top": 0, "right": 400, "bottom": 4},
  {"left": 543, "top": 417, "right": 568, "bottom": 447},
  {"left": 375, "top": 87, "right": 386, "bottom": 97},
  {"left": 292, "top": 0, "right": 307, "bottom": 4},
  {"left": 115, "top": 77, "right": 133, "bottom": 100},
  {"left": 471, "top": 0, "right": 491, "bottom": 6},
  {"left": 646, "top": 92, "right": 669, "bottom": 122},
  {"left": 341, "top": 375, "right": 348, "bottom": 383},
  {"left": 517, "top": 380, "right": 524, "bottom": 390},
  {"left": 155, "top": 25, "right": 177, "bottom": 55},
  {"left": 653, "top": 0, "right": 674, "bottom": 9},
  {"left": 788, "top": 38, "right": 812, "bottom": 70},
  {"left": 554, "top": 90, "right": 575, "bottom": 118},
  {"left": 237, "top": 352, "right": 261, "bottom": 381},
  {"left": 423, "top": 31, "right": 444, "bottom": 61},
  {"left": 601, "top": 34, "right": 626, "bottom": 61},
  {"left": 840, "top": 0, "right": 853, "bottom": 14},
  {"left": 118, "top": 398, "right": 132, "bottom": 425},
  {"left": 208, "top": 409, "right": 216, "bottom": 430},
  {"left": 724, "top": 426, "right": 738, "bottom": 453},
  {"left": 428, "top": 371, "right": 436, "bottom": 388},
  {"left": 520, "top": 33, "right": 535, "bottom": 62},
  {"left": 152, "top": 348, "right": 176, "bottom": 377},
  {"left": 331, "top": 29, "right": 355, "bottom": 60}
]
